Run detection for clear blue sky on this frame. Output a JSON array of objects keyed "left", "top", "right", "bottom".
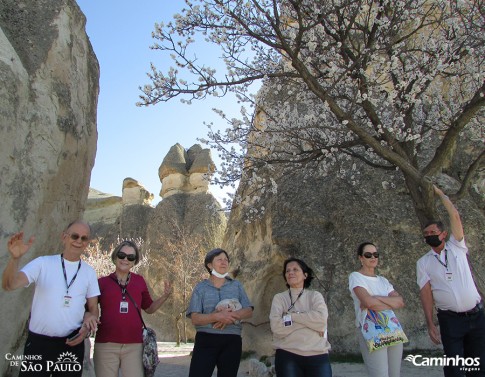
[{"left": 76, "top": 0, "right": 241, "bottom": 205}]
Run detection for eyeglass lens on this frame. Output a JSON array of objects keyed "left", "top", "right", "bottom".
[
  {"left": 69, "top": 233, "right": 89, "bottom": 242},
  {"left": 117, "top": 251, "right": 136, "bottom": 262},
  {"left": 363, "top": 252, "right": 379, "bottom": 259}
]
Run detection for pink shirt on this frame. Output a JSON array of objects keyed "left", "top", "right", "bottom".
[{"left": 95, "top": 272, "right": 153, "bottom": 343}]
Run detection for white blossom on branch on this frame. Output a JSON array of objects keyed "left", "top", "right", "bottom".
[{"left": 139, "top": 0, "right": 485, "bottom": 225}]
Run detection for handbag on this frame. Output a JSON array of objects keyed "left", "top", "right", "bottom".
[
  {"left": 141, "top": 327, "right": 159, "bottom": 377},
  {"left": 360, "top": 309, "right": 408, "bottom": 352},
  {"left": 111, "top": 276, "right": 160, "bottom": 377}
]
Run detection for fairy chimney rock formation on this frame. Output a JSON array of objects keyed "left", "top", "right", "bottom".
[
  {"left": 158, "top": 143, "right": 215, "bottom": 198},
  {"left": 122, "top": 177, "right": 154, "bottom": 206}
]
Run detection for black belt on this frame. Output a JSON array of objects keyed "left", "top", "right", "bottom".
[{"left": 438, "top": 302, "right": 483, "bottom": 317}]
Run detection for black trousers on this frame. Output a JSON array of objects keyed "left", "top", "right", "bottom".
[
  {"left": 18, "top": 330, "right": 84, "bottom": 377},
  {"left": 275, "top": 348, "right": 332, "bottom": 377},
  {"left": 188, "top": 332, "right": 242, "bottom": 377},
  {"left": 437, "top": 307, "right": 485, "bottom": 377}
]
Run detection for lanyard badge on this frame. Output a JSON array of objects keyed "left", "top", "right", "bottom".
[
  {"left": 282, "top": 314, "right": 292, "bottom": 327},
  {"left": 282, "top": 288, "right": 304, "bottom": 326},
  {"left": 61, "top": 255, "right": 81, "bottom": 308},
  {"left": 434, "top": 250, "right": 453, "bottom": 281},
  {"left": 120, "top": 301, "right": 129, "bottom": 313},
  {"left": 111, "top": 273, "right": 132, "bottom": 313}
]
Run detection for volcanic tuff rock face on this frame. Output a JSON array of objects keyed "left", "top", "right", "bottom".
[
  {"left": 0, "top": 0, "right": 98, "bottom": 375},
  {"left": 224, "top": 165, "right": 485, "bottom": 356}
]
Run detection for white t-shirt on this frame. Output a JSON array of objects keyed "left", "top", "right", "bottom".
[
  {"left": 21, "top": 254, "right": 100, "bottom": 337},
  {"left": 416, "top": 235, "right": 480, "bottom": 312},
  {"left": 348, "top": 272, "right": 394, "bottom": 328}
]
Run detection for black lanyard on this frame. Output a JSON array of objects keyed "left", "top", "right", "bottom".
[
  {"left": 110, "top": 274, "right": 146, "bottom": 329},
  {"left": 60, "top": 254, "right": 82, "bottom": 295},
  {"left": 434, "top": 249, "right": 449, "bottom": 270},
  {"left": 287, "top": 288, "right": 304, "bottom": 312},
  {"left": 110, "top": 273, "right": 131, "bottom": 301}
]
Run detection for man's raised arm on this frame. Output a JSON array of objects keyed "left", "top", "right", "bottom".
[
  {"left": 2, "top": 232, "right": 34, "bottom": 291},
  {"left": 434, "top": 185, "right": 464, "bottom": 242}
]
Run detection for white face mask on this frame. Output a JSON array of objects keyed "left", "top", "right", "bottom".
[{"left": 211, "top": 270, "right": 228, "bottom": 279}]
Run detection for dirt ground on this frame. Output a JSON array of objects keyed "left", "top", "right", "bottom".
[
  {"left": 153, "top": 343, "right": 445, "bottom": 377},
  {"left": 85, "top": 340, "right": 444, "bottom": 376}
]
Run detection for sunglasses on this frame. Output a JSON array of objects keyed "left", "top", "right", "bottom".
[
  {"left": 363, "top": 252, "right": 380, "bottom": 259},
  {"left": 67, "top": 233, "right": 90, "bottom": 242},
  {"left": 117, "top": 251, "right": 136, "bottom": 262}
]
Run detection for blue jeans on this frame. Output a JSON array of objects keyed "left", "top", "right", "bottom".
[
  {"left": 188, "top": 332, "right": 242, "bottom": 377},
  {"left": 437, "top": 306, "right": 485, "bottom": 377},
  {"left": 275, "top": 349, "right": 332, "bottom": 377}
]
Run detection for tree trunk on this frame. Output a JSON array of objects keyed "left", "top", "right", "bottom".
[
  {"left": 403, "top": 173, "right": 438, "bottom": 228},
  {"left": 175, "top": 315, "right": 181, "bottom": 347},
  {"left": 183, "top": 277, "right": 188, "bottom": 343},
  {"left": 183, "top": 318, "right": 187, "bottom": 344}
]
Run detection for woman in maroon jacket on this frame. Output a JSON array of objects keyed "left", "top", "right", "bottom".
[{"left": 93, "top": 240, "right": 172, "bottom": 377}]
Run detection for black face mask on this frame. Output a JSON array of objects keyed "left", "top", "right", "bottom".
[{"left": 425, "top": 235, "right": 442, "bottom": 247}]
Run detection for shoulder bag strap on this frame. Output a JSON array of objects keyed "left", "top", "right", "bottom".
[
  {"left": 110, "top": 275, "right": 147, "bottom": 329},
  {"left": 125, "top": 289, "right": 147, "bottom": 330}
]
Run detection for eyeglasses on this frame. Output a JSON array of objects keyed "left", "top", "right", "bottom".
[
  {"left": 423, "top": 230, "right": 442, "bottom": 237},
  {"left": 363, "top": 252, "right": 379, "bottom": 259},
  {"left": 117, "top": 251, "right": 136, "bottom": 262},
  {"left": 67, "top": 233, "right": 90, "bottom": 242}
]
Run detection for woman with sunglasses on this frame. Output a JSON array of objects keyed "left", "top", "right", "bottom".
[
  {"left": 93, "top": 240, "right": 172, "bottom": 377},
  {"left": 348, "top": 242, "right": 405, "bottom": 377},
  {"left": 269, "top": 257, "right": 332, "bottom": 377}
]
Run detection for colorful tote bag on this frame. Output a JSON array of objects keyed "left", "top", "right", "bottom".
[{"left": 361, "top": 309, "right": 408, "bottom": 352}]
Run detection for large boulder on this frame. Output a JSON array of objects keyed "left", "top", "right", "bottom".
[{"left": 0, "top": 0, "right": 98, "bottom": 375}]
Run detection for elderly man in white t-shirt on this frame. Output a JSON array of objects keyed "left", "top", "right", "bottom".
[
  {"left": 2, "top": 221, "right": 100, "bottom": 377},
  {"left": 417, "top": 185, "right": 485, "bottom": 377}
]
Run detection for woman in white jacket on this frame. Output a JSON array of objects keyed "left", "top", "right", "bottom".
[{"left": 270, "top": 257, "right": 332, "bottom": 377}]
